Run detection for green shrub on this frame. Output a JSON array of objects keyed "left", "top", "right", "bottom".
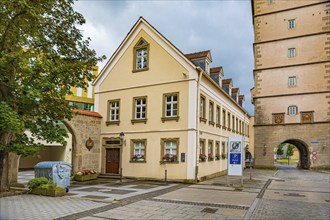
[{"left": 27, "top": 177, "right": 49, "bottom": 189}]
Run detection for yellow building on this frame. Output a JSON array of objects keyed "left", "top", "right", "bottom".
[
  {"left": 66, "top": 66, "right": 99, "bottom": 111},
  {"left": 94, "top": 17, "right": 251, "bottom": 182}
]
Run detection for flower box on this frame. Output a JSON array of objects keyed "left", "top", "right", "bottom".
[
  {"left": 30, "top": 188, "right": 66, "bottom": 197},
  {"left": 162, "top": 154, "right": 177, "bottom": 162},
  {"left": 199, "top": 153, "right": 207, "bottom": 162},
  {"left": 74, "top": 173, "right": 99, "bottom": 181},
  {"left": 132, "top": 154, "right": 145, "bottom": 161}
]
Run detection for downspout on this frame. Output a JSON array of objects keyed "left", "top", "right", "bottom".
[{"left": 195, "top": 66, "right": 203, "bottom": 183}]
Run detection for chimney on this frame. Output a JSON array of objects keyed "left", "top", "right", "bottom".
[
  {"left": 222, "top": 79, "right": 233, "bottom": 96},
  {"left": 239, "top": 95, "right": 245, "bottom": 107},
  {"left": 210, "top": 66, "right": 224, "bottom": 86},
  {"left": 185, "top": 50, "right": 212, "bottom": 74},
  {"left": 231, "top": 88, "right": 240, "bottom": 102}
]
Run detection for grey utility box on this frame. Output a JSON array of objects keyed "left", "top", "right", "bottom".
[{"left": 34, "top": 161, "right": 72, "bottom": 191}]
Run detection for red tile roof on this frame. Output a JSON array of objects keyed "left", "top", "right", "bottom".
[
  {"left": 222, "top": 78, "right": 232, "bottom": 84},
  {"left": 73, "top": 109, "right": 102, "bottom": 118},
  {"left": 185, "top": 50, "right": 212, "bottom": 61},
  {"left": 232, "top": 88, "right": 240, "bottom": 93},
  {"left": 210, "top": 67, "right": 222, "bottom": 73},
  {"left": 239, "top": 95, "right": 245, "bottom": 100}
]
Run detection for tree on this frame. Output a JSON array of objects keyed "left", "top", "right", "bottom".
[
  {"left": 286, "top": 144, "right": 295, "bottom": 158},
  {"left": 0, "top": 0, "right": 105, "bottom": 191},
  {"left": 276, "top": 144, "right": 284, "bottom": 157},
  {"left": 286, "top": 144, "right": 295, "bottom": 165}
]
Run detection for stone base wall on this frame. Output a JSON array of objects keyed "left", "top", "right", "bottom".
[{"left": 254, "top": 123, "right": 330, "bottom": 169}]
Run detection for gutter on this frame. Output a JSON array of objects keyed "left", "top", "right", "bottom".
[{"left": 195, "top": 66, "right": 204, "bottom": 183}]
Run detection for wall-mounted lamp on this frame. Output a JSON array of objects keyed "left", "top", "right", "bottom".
[
  {"left": 119, "top": 132, "right": 125, "bottom": 139},
  {"left": 119, "top": 132, "right": 126, "bottom": 146}
]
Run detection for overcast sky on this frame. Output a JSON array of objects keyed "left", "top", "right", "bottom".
[{"left": 74, "top": 0, "right": 255, "bottom": 115}]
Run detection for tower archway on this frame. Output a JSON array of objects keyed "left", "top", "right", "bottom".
[{"left": 276, "top": 139, "right": 310, "bottom": 169}]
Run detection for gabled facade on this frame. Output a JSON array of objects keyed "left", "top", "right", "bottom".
[{"left": 94, "top": 17, "right": 251, "bottom": 182}]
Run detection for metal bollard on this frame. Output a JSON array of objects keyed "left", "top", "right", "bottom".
[{"left": 165, "top": 169, "right": 167, "bottom": 185}]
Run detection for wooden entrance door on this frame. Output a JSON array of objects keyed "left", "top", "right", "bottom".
[{"left": 106, "top": 148, "right": 120, "bottom": 174}]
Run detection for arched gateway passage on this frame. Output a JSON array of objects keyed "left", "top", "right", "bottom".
[{"left": 276, "top": 139, "right": 310, "bottom": 169}]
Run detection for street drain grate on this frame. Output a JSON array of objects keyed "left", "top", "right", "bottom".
[
  {"left": 234, "top": 188, "right": 243, "bottom": 191},
  {"left": 274, "top": 192, "right": 280, "bottom": 194},
  {"left": 325, "top": 200, "right": 330, "bottom": 202},
  {"left": 201, "top": 207, "right": 218, "bottom": 213},
  {"left": 274, "top": 179, "right": 285, "bottom": 182},
  {"left": 283, "top": 193, "right": 305, "bottom": 197}
]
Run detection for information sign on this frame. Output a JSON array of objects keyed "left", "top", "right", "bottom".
[{"left": 227, "top": 137, "right": 243, "bottom": 176}]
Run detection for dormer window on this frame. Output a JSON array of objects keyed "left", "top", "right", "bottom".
[
  {"left": 205, "top": 61, "right": 210, "bottom": 74},
  {"left": 133, "top": 38, "right": 149, "bottom": 72}
]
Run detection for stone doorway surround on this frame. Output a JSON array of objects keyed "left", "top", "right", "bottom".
[{"left": 101, "top": 137, "right": 123, "bottom": 175}]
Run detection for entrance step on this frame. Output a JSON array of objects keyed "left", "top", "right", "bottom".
[{"left": 98, "top": 174, "right": 122, "bottom": 179}]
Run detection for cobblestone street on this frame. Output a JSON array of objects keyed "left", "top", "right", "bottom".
[{"left": 250, "top": 165, "right": 330, "bottom": 220}]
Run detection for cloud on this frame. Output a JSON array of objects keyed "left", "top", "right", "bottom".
[{"left": 73, "top": 0, "right": 254, "bottom": 115}]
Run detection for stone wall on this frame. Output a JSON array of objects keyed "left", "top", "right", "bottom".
[
  {"left": 65, "top": 113, "right": 102, "bottom": 173},
  {"left": 254, "top": 123, "right": 330, "bottom": 169}
]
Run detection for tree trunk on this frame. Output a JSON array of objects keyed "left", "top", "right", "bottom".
[{"left": 0, "top": 151, "right": 9, "bottom": 192}]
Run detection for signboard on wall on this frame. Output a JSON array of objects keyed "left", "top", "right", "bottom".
[{"left": 227, "top": 137, "right": 243, "bottom": 176}]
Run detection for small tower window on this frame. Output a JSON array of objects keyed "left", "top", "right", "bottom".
[
  {"left": 288, "top": 76, "right": 296, "bottom": 87},
  {"left": 288, "top": 106, "right": 297, "bottom": 116},
  {"left": 288, "top": 48, "right": 296, "bottom": 58},
  {"left": 288, "top": 19, "right": 296, "bottom": 29}
]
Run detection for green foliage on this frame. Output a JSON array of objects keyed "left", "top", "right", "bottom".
[
  {"left": 39, "top": 182, "right": 57, "bottom": 190},
  {"left": 277, "top": 145, "right": 284, "bottom": 156},
  {"left": 27, "top": 177, "right": 49, "bottom": 189},
  {"left": 0, "top": 0, "right": 105, "bottom": 156},
  {"left": 286, "top": 144, "right": 295, "bottom": 157}
]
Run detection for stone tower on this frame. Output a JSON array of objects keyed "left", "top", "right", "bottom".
[{"left": 251, "top": 0, "right": 330, "bottom": 169}]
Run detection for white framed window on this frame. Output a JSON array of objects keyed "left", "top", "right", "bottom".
[
  {"left": 134, "top": 97, "right": 146, "bottom": 119},
  {"left": 288, "top": 76, "right": 296, "bottom": 87},
  {"left": 164, "top": 141, "right": 177, "bottom": 155},
  {"left": 288, "top": 106, "right": 297, "bottom": 116},
  {"left": 208, "top": 141, "right": 213, "bottom": 154},
  {"left": 205, "top": 61, "right": 210, "bottom": 74},
  {"left": 164, "top": 94, "right": 178, "bottom": 118},
  {"left": 136, "top": 48, "right": 148, "bottom": 70},
  {"left": 87, "top": 81, "right": 93, "bottom": 98},
  {"left": 209, "top": 101, "right": 214, "bottom": 122},
  {"left": 288, "top": 48, "right": 296, "bottom": 58},
  {"left": 215, "top": 142, "right": 220, "bottom": 155},
  {"left": 200, "top": 96, "right": 206, "bottom": 119},
  {"left": 109, "top": 100, "right": 120, "bottom": 121},
  {"left": 288, "top": 19, "right": 295, "bottom": 29},
  {"left": 216, "top": 106, "right": 220, "bottom": 125},
  {"left": 200, "top": 140, "right": 205, "bottom": 154},
  {"left": 134, "top": 141, "right": 145, "bottom": 155},
  {"left": 76, "top": 87, "right": 82, "bottom": 97}
]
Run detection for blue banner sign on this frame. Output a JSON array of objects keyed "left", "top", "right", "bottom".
[{"left": 230, "top": 153, "right": 241, "bottom": 165}]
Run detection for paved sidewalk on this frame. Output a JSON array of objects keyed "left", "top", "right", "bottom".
[{"left": 9, "top": 168, "right": 326, "bottom": 220}]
